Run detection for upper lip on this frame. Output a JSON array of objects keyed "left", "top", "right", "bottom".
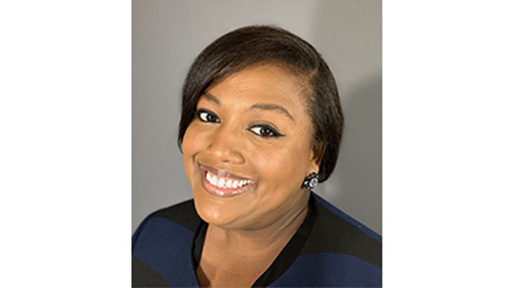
[{"left": 200, "top": 164, "right": 254, "bottom": 181}]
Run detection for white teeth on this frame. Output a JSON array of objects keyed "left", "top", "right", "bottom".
[{"left": 205, "top": 171, "right": 251, "bottom": 189}]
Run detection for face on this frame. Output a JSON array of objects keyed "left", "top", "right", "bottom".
[{"left": 182, "top": 63, "right": 320, "bottom": 231}]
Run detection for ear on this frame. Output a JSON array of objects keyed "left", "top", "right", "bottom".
[{"left": 308, "top": 141, "right": 326, "bottom": 173}]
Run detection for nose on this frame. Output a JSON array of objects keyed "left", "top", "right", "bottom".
[{"left": 206, "top": 124, "right": 245, "bottom": 164}]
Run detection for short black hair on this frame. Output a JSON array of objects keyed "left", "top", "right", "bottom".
[{"left": 178, "top": 25, "right": 343, "bottom": 182}]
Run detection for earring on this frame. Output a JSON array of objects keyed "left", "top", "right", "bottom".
[{"left": 302, "top": 172, "right": 319, "bottom": 190}]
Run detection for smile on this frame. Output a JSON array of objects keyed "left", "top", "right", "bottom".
[{"left": 200, "top": 165, "right": 256, "bottom": 197}]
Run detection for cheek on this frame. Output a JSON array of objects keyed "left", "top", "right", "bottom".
[
  {"left": 181, "top": 130, "right": 194, "bottom": 157},
  {"left": 182, "top": 124, "right": 205, "bottom": 158},
  {"left": 182, "top": 126, "right": 207, "bottom": 186},
  {"left": 251, "top": 143, "right": 311, "bottom": 186},
  {"left": 182, "top": 125, "right": 205, "bottom": 178}
]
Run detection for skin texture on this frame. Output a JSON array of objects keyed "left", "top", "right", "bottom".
[{"left": 182, "top": 63, "right": 321, "bottom": 287}]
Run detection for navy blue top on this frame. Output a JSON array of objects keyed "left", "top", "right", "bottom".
[{"left": 132, "top": 192, "right": 382, "bottom": 287}]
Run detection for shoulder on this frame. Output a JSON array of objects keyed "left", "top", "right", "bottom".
[
  {"left": 132, "top": 199, "right": 201, "bottom": 251},
  {"left": 132, "top": 199, "right": 201, "bottom": 287},
  {"left": 151, "top": 199, "right": 200, "bottom": 230},
  {"left": 280, "top": 192, "right": 382, "bottom": 287},
  {"left": 306, "top": 193, "right": 381, "bottom": 264},
  {"left": 311, "top": 192, "right": 381, "bottom": 243}
]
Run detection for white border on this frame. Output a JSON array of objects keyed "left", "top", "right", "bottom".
[
  {"left": 1, "top": 1, "right": 130, "bottom": 286},
  {"left": 384, "top": 1, "right": 512, "bottom": 286}
]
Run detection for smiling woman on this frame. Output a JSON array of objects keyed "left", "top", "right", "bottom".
[
  {"left": 184, "top": 64, "right": 317, "bottom": 230},
  {"left": 132, "top": 26, "right": 382, "bottom": 287}
]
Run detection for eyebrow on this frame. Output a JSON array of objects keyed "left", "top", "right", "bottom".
[
  {"left": 249, "top": 103, "right": 294, "bottom": 121},
  {"left": 203, "top": 92, "right": 220, "bottom": 105},
  {"left": 202, "top": 92, "right": 294, "bottom": 121}
]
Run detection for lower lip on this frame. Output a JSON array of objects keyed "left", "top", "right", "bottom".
[{"left": 201, "top": 169, "right": 255, "bottom": 198}]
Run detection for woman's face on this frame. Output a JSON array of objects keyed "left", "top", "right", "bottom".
[{"left": 182, "top": 63, "right": 319, "bottom": 230}]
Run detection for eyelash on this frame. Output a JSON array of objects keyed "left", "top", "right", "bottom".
[
  {"left": 248, "top": 125, "right": 284, "bottom": 138},
  {"left": 195, "top": 109, "right": 284, "bottom": 138},
  {"left": 196, "top": 109, "right": 220, "bottom": 123}
]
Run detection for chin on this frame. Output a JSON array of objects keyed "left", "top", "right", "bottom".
[{"left": 193, "top": 193, "right": 238, "bottom": 227}]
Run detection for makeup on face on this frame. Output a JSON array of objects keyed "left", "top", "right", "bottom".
[{"left": 182, "top": 63, "right": 319, "bottom": 230}]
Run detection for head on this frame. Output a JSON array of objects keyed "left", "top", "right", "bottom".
[{"left": 178, "top": 26, "right": 343, "bottom": 229}]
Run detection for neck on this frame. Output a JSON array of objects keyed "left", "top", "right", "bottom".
[{"left": 206, "top": 191, "right": 310, "bottom": 257}]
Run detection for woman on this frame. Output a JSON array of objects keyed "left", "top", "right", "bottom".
[{"left": 132, "top": 25, "right": 381, "bottom": 287}]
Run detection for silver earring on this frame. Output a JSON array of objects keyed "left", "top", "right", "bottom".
[{"left": 302, "top": 173, "right": 319, "bottom": 190}]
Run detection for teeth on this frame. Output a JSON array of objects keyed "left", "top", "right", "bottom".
[{"left": 206, "top": 171, "right": 251, "bottom": 189}]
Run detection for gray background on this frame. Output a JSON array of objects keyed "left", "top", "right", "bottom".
[{"left": 133, "top": 0, "right": 382, "bottom": 234}]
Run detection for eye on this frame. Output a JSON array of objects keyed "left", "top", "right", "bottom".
[
  {"left": 196, "top": 109, "right": 220, "bottom": 123},
  {"left": 248, "top": 125, "right": 284, "bottom": 138}
]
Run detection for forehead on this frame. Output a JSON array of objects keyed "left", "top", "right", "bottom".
[{"left": 203, "top": 64, "right": 310, "bottom": 115}]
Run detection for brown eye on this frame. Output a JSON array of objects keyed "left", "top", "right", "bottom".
[
  {"left": 197, "top": 109, "right": 220, "bottom": 123},
  {"left": 259, "top": 127, "right": 273, "bottom": 137},
  {"left": 248, "top": 125, "right": 284, "bottom": 138}
]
